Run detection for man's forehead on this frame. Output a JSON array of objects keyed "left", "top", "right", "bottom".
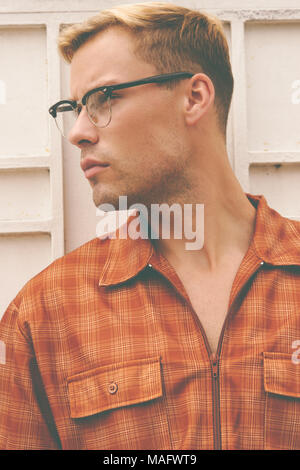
[
  {"left": 69, "top": 28, "right": 156, "bottom": 101},
  {"left": 71, "top": 27, "right": 136, "bottom": 69},
  {"left": 69, "top": 28, "right": 139, "bottom": 99}
]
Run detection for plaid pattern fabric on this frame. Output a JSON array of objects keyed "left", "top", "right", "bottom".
[{"left": 0, "top": 193, "right": 300, "bottom": 450}]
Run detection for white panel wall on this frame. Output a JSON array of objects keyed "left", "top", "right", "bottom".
[
  {"left": 0, "top": 15, "right": 64, "bottom": 315},
  {"left": 0, "top": 0, "right": 300, "bottom": 316},
  {"left": 246, "top": 23, "right": 300, "bottom": 153}
]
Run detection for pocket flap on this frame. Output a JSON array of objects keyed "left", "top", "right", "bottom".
[
  {"left": 67, "top": 356, "right": 163, "bottom": 418},
  {"left": 263, "top": 352, "right": 300, "bottom": 398}
]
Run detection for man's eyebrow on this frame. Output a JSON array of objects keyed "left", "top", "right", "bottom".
[{"left": 68, "top": 80, "right": 122, "bottom": 102}]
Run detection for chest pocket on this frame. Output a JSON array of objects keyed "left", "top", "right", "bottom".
[
  {"left": 263, "top": 352, "right": 300, "bottom": 450},
  {"left": 66, "top": 356, "right": 172, "bottom": 450}
]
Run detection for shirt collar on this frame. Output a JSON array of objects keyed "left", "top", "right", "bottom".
[
  {"left": 98, "top": 213, "right": 154, "bottom": 286},
  {"left": 246, "top": 193, "right": 300, "bottom": 266},
  {"left": 98, "top": 193, "right": 300, "bottom": 286}
]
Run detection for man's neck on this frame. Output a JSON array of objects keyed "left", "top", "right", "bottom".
[{"left": 151, "top": 173, "right": 256, "bottom": 275}]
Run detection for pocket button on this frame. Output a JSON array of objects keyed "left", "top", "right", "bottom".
[{"left": 108, "top": 382, "right": 118, "bottom": 394}]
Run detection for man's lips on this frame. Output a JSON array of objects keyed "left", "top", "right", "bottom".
[{"left": 80, "top": 157, "right": 110, "bottom": 179}]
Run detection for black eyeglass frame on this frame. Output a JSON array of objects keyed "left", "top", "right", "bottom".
[{"left": 48, "top": 71, "right": 194, "bottom": 121}]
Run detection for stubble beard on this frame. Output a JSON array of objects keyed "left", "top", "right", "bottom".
[{"left": 91, "top": 152, "right": 194, "bottom": 213}]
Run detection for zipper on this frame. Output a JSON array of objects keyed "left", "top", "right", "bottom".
[
  {"left": 155, "top": 250, "right": 265, "bottom": 450},
  {"left": 210, "top": 352, "right": 221, "bottom": 449},
  {"left": 186, "top": 259, "right": 265, "bottom": 450}
]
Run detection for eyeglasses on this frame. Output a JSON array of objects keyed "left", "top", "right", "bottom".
[{"left": 48, "top": 72, "right": 193, "bottom": 138}]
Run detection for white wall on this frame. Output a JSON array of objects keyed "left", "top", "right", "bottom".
[{"left": 1, "top": 0, "right": 300, "bottom": 316}]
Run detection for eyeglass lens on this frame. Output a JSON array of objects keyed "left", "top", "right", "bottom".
[{"left": 54, "top": 90, "right": 112, "bottom": 137}]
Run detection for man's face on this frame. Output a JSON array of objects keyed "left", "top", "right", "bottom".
[{"left": 69, "top": 27, "right": 192, "bottom": 210}]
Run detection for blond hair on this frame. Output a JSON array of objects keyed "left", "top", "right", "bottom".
[{"left": 58, "top": 2, "right": 234, "bottom": 136}]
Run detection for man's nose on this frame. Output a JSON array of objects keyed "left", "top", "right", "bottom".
[{"left": 68, "top": 107, "right": 99, "bottom": 146}]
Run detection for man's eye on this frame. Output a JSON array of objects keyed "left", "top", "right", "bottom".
[{"left": 94, "top": 92, "right": 108, "bottom": 106}]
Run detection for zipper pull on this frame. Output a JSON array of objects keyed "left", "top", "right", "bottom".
[{"left": 211, "top": 353, "right": 219, "bottom": 379}]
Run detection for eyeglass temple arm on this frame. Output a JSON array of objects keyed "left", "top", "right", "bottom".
[
  {"left": 49, "top": 72, "right": 194, "bottom": 115},
  {"left": 108, "top": 72, "right": 194, "bottom": 92},
  {"left": 82, "top": 72, "right": 194, "bottom": 103}
]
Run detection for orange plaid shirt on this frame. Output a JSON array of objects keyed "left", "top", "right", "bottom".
[{"left": 0, "top": 193, "right": 300, "bottom": 450}]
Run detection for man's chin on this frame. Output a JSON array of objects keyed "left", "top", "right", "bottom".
[
  {"left": 93, "top": 192, "right": 123, "bottom": 211},
  {"left": 92, "top": 186, "right": 155, "bottom": 212}
]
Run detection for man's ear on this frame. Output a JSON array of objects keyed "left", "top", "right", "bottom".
[{"left": 184, "top": 73, "right": 215, "bottom": 126}]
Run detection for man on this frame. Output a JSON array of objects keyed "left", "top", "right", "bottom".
[{"left": 0, "top": 2, "right": 299, "bottom": 450}]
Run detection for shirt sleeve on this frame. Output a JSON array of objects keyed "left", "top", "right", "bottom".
[{"left": 0, "top": 300, "right": 61, "bottom": 450}]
